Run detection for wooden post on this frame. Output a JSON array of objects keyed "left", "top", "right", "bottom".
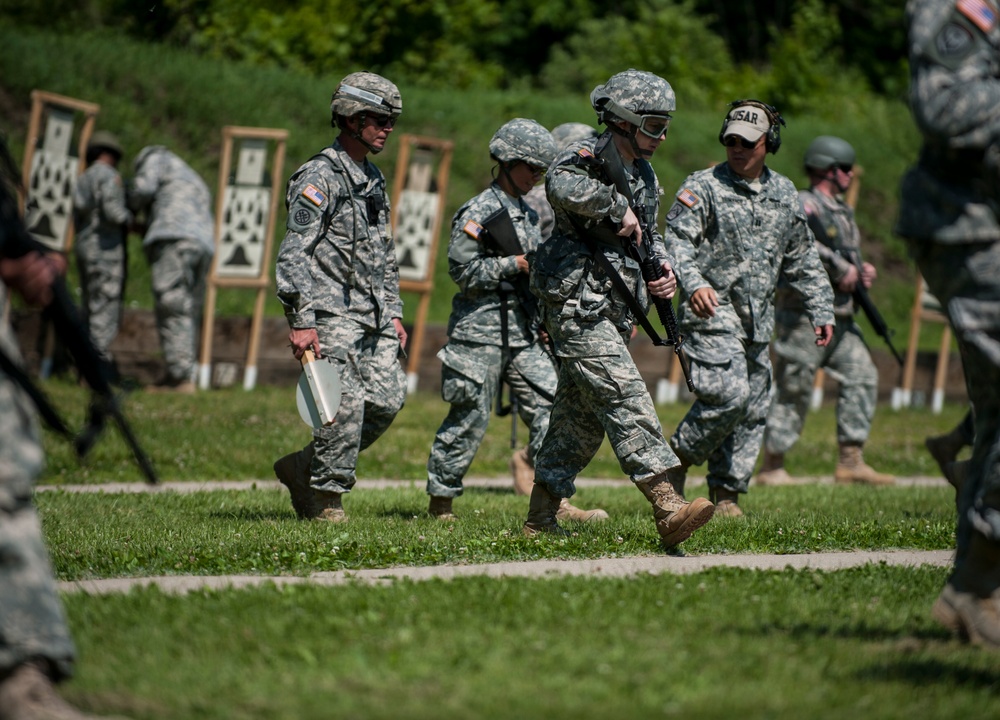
[
  {"left": 390, "top": 134, "right": 454, "bottom": 394},
  {"left": 20, "top": 90, "right": 100, "bottom": 377},
  {"left": 198, "top": 126, "right": 288, "bottom": 390}
]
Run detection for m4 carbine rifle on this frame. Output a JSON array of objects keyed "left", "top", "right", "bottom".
[
  {"left": 830, "top": 246, "right": 904, "bottom": 367},
  {"left": 592, "top": 132, "right": 695, "bottom": 392}
]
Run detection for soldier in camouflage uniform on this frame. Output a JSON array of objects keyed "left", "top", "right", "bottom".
[
  {"left": 526, "top": 69, "right": 715, "bottom": 546},
  {"left": 273, "top": 72, "right": 408, "bottom": 523},
  {"left": 425, "top": 119, "right": 607, "bottom": 524},
  {"left": 665, "top": 101, "right": 834, "bottom": 517},
  {"left": 757, "top": 136, "right": 894, "bottom": 487},
  {"left": 897, "top": 0, "right": 1000, "bottom": 648},
  {"left": 72, "top": 131, "right": 130, "bottom": 367},
  {"left": 522, "top": 122, "right": 598, "bottom": 244},
  {"left": 0, "top": 248, "right": 96, "bottom": 717},
  {"left": 128, "top": 145, "right": 215, "bottom": 393}
]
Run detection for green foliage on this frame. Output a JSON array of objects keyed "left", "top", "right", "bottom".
[
  {"left": 539, "top": 0, "right": 740, "bottom": 105},
  {"left": 762, "top": 0, "right": 872, "bottom": 115}
]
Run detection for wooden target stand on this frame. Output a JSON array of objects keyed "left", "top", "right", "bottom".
[
  {"left": 892, "top": 276, "right": 953, "bottom": 413},
  {"left": 197, "top": 126, "right": 287, "bottom": 390},
  {"left": 19, "top": 90, "right": 100, "bottom": 377},
  {"left": 390, "top": 134, "right": 453, "bottom": 394}
]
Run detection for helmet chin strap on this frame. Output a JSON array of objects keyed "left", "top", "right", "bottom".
[
  {"left": 497, "top": 161, "right": 524, "bottom": 198},
  {"left": 348, "top": 112, "right": 384, "bottom": 155},
  {"left": 608, "top": 121, "right": 649, "bottom": 159}
]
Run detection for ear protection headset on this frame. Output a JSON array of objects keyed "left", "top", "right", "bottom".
[{"left": 718, "top": 99, "right": 786, "bottom": 154}]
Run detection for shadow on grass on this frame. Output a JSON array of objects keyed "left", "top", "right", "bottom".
[
  {"left": 207, "top": 508, "right": 294, "bottom": 522},
  {"left": 875, "top": 656, "right": 1000, "bottom": 689}
]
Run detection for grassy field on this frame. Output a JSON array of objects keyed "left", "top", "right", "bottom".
[
  {"left": 6, "top": 23, "right": 991, "bottom": 719},
  {"left": 28, "top": 381, "right": 989, "bottom": 718}
]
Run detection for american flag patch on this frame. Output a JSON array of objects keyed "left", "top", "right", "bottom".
[
  {"left": 958, "top": 0, "right": 998, "bottom": 32},
  {"left": 463, "top": 220, "right": 484, "bottom": 240},
  {"left": 302, "top": 184, "right": 325, "bottom": 207},
  {"left": 577, "top": 147, "right": 594, "bottom": 158},
  {"left": 678, "top": 188, "right": 700, "bottom": 208}
]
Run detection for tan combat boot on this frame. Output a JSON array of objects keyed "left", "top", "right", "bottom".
[
  {"left": 932, "top": 534, "right": 1000, "bottom": 648},
  {"left": 755, "top": 451, "right": 794, "bottom": 486},
  {"left": 0, "top": 661, "right": 109, "bottom": 720},
  {"left": 428, "top": 496, "right": 456, "bottom": 520},
  {"left": 636, "top": 473, "right": 714, "bottom": 547},
  {"left": 925, "top": 428, "right": 968, "bottom": 481},
  {"left": 523, "top": 484, "right": 570, "bottom": 536},
  {"left": 556, "top": 497, "right": 609, "bottom": 522},
  {"left": 314, "top": 491, "right": 348, "bottom": 523},
  {"left": 510, "top": 448, "right": 534, "bottom": 496},
  {"left": 834, "top": 443, "right": 895, "bottom": 485},
  {"left": 709, "top": 486, "right": 744, "bottom": 518},
  {"left": 273, "top": 445, "right": 320, "bottom": 519}
]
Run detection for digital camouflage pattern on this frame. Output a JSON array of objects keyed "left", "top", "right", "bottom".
[
  {"left": 427, "top": 339, "right": 556, "bottom": 497},
  {"left": 528, "top": 132, "right": 678, "bottom": 497},
  {"left": 590, "top": 69, "right": 676, "bottom": 125},
  {"left": 145, "top": 237, "right": 211, "bottom": 383},
  {"left": 0, "top": 284, "right": 75, "bottom": 681},
  {"left": 72, "top": 160, "right": 130, "bottom": 359},
  {"left": 129, "top": 146, "right": 215, "bottom": 253},
  {"left": 276, "top": 139, "right": 405, "bottom": 493},
  {"left": 764, "top": 313, "right": 877, "bottom": 454},
  {"left": 898, "top": 0, "right": 1000, "bottom": 551},
  {"left": 309, "top": 314, "right": 406, "bottom": 493},
  {"left": 665, "top": 162, "right": 834, "bottom": 494},
  {"left": 427, "top": 178, "right": 555, "bottom": 496},
  {"left": 443, "top": 182, "right": 540, "bottom": 347},
  {"left": 488, "top": 118, "right": 557, "bottom": 167},
  {"left": 276, "top": 140, "right": 402, "bottom": 328},
  {"left": 129, "top": 146, "right": 214, "bottom": 383},
  {"left": 763, "top": 186, "right": 879, "bottom": 456},
  {"left": 522, "top": 123, "right": 599, "bottom": 242},
  {"left": 330, "top": 71, "right": 402, "bottom": 120}
]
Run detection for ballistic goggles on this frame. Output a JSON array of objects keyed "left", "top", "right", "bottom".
[{"left": 637, "top": 114, "right": 672, "bottom": 139}]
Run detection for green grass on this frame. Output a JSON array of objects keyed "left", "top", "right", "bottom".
[
  {"left": 59, "top": 567, "right": 1000, "bottom": 720},
  {"left": 40, "top": 483, "right": 954, "bottom": 581},
  {"left": 36, "top": 377, "right": 970, "bottom": 485}
]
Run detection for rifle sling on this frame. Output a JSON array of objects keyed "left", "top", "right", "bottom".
[{"left": 574, "top": 231, "right": 666, "bottom": 347}]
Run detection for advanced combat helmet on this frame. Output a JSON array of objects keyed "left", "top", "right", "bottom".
[
  {"left": 804, "top": 135, "right": 856, "bottom": 171},
  {"left": 590, "top": 69, "right": 675, "bottom": 138},
  {"left": 489, "top": 118, "right": 557, "bottom": 169},
  {"left": 86, "top": 130, "right": 123, "bottom": 162},
  {"left": 550, "top": 122, "right": 598, "bottom": 151},
  {"left": 330, "top": 71, "right": 402, "bottom": 122}
]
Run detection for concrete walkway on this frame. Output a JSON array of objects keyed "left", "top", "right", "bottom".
[{"left": 44, "top": 475, "right": 954, "bottom": 596}]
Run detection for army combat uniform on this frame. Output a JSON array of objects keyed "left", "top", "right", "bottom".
[
  {"left": 426, "top": 183, "right": 555, "bottom": 498},
  {"left": 898, "top": 0, "right": 1000, "bottom": 645},
  {"left": 0, "top": 282, "right": 76, "bottom": 687},
  {"left": 128, "top": 146, "right": 214, "bottom": 385},
  {"left": 666, "top": 163, "right": 834, "bottom": 496},
  {"left": 529, "top": 134, "right": 678, "bottom": 499},
  {"left": 276, "top": 139, "right": 406, "bottom": 494},
  {"left": 763, "top": 186, "right": 879, "bottom": 455},
  {"left": 72, "top": 160, "right": 130, "bottom": 361}
]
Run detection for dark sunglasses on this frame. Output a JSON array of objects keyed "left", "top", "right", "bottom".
[
  {"left": 835, "top": 163, "right": 854, "bottom": 173},
  {"left": 723, "top": 135, "right": 759, "bottom": 150},
  {"left": 369, "top": 115, "right": 397, "bottom": 129}
]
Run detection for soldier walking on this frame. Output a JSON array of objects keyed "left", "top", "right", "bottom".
[{"left": 272, "top": 72, "right": 408, "bottom": 523}]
